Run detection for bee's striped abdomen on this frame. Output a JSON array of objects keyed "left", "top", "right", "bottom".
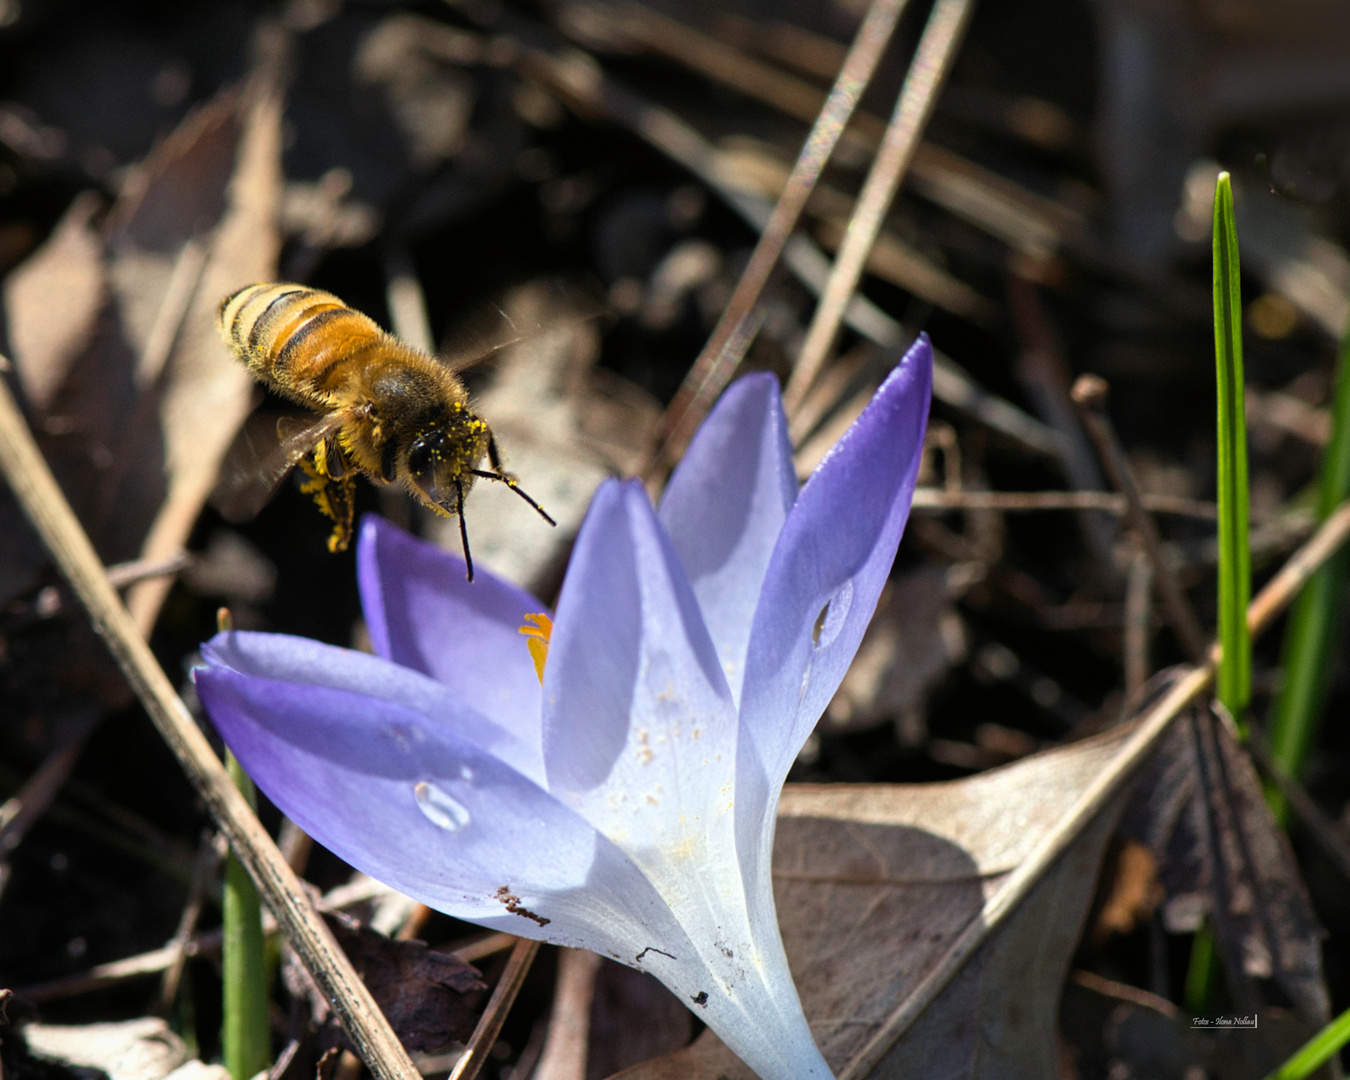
[{"left": 216, "top": 283, "right": 391, "bottom": 403}]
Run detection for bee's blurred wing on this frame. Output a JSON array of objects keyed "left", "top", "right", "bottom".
[
  {"left": 439, "top": 300, "right": 606, "bottom": 374},
  {"left": 211, "top": 410, "right": 350, "bottom": 522}
]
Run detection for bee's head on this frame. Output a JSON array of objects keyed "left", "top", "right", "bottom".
[{"left": 405, "top": 411, "right": 490, "bottom": 516}]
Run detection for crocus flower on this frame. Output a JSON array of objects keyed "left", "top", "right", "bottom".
[{"left": 195, "top": 336, "right": 932, "bottom": 1080}]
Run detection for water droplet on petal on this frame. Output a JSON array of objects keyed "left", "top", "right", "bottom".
[
  {"left": 414, "top": 781, "right": 471, "bottom": 831},
  {"left": 813, "top": 580, "right": 853, "bottom": 651}
]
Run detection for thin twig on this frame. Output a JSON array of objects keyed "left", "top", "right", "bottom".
[
  {"left": 448, "top": 938, "right": 542, "bottom": 1080},
  {"left": 652, "top": 0, "right": 912, "bottom": 469},
  {"left": 0, "top": 737, "right": 88, "bottom": 889},
  {"left": 1072, "top": 374, "right": 1209, "bottom": 662},
  {"left": 911, "top": 487, "right": 1219, "bottom": 519},
  {"left": 1008, "top": 277, "right": 1116, "bottom": 569},
  {"left": 449, "top": 931, "right": 520, "bottom": 965},
  {"left": 518, "top": 47, "right": 1062, "bottom": 458},
  {"left": 532, "top": 949, "right": 604, "bottom": 1080},
  {"left": 0, "top": 368, "right": 420, "bottom": 1080},
  {"left": 839, "top": 495, "right": 1350, "bottom": 1079},
  {"left": 1242, "top": 499, "right": 1350, "bottom": 641},
  {"left": 785, "top": 0, "right": 977, "bottom": 414},
  {"left": 1069, "top": 969, "right": 1180, "bottom": 1020},
  {"left": 16, "top": 876, "right": 417, "bottom": 1004},
  {"left": 1124, "top": 549, "right": 1153, "bottom": 698},
  {"left": 0, "top": 741, "right": 84, "bottom": 850},
  {"left": 603, "top": 2, "right": 1080, "bottom": 255}
]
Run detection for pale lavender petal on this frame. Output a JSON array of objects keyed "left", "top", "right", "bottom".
[
  {"left": 357, "top": 515, "right": 544, "bottom": 744},
  {"left": 658, "top": 373, "right": 797, "bottom": 704},
  {"left": 739, "top": 337, "right": 931, "bottom": 786},
  {"left": 203, "top": 631, "right": 544, "bottom": 786},
  {"left": 542, "top": 480, "right": 746, "bottom": 938},
  {"left": 543, "top": 478, "right": 737, "bottom": 799},
  {"left": 539, "top": 481, "right": 830, "bottom": 1079},
  {"left": 729, "top": 340, "right": 929, "bottom": 1043},
  {"left": 195, "top": 643, "right": 696, "bottom": 962}
]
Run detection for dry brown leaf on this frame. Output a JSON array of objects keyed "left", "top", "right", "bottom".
[
  {"left": 122, "top": 71, "right": 285, "bottom": 631},
  {"left": 1120, "top": 706, "right": 1329, "bottom": 1025},
  {"left": 607, "top": 729, "right": 1134, "bottom": 1079},
  {"left": 324, "top": 912, "right": 487, "bottom": 1053},
  {"left": 1092, "top": 837, "right": 1161, "bottom": 941},
  {"left": 4, "top": 191, "right": 106, "bottom": 416},
  {"left": 1, "top": 61, "right": 283, "bottom": 634}
]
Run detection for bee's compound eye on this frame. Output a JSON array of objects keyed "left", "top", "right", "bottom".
[{"left": 407, "top": 429, "right": 447, "bottom": 479}]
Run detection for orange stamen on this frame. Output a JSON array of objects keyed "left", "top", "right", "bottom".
[{"left": 518, "top": 613, "right": 553, "bottom": 684}]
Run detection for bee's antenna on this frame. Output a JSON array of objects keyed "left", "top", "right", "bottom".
[
  {"left": 455, "top": 480, "right": 475, "bottom": 582},
  {"left": 471, "top": 470, "right": 557, "bottom": 527}
]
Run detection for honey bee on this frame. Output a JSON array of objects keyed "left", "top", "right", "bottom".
[{"left": 216, "top": 283, "right": 555, "bottom": 580}]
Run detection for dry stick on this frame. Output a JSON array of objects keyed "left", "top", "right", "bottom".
[
  {"left": 838, "top": 497, "right": 1350, "bottom": 1080},
  {"left": 448, "top": 938, "right": 542, "bottom": 1080},
  {"left": 519, "top": 47, "right": 1061, "bottom": 459},
  {"left": 784, "top": 0, "right": 977, "bottom": 415},
  {"left": 0, "top": 739, "right": 87, "bottom": 858},
  {"left": 0, "top": 370, "right": 420, "bottom": 1080},
  {"left": 1071, "top": 374, "right": 1210, "bottom": 664},
  {"left": 911, "top": 487, "right": 1219, "bottom": 519},
  {"left": 17, "top": 877, "right": 440, "bottom": 1004},
  {"left": 533, "top": 948, "right": 605, "bottom": 1080},
  {"left": 652, "top": 0, "right": 912, "bottom": 469},
  {"left": 1124, "top": 550, "right": 1154, "bottom": 698},
  {"left": 1072, "top": 373, "right": 1309, "bottom": 997}
]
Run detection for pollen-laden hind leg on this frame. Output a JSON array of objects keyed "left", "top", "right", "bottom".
[{"left": 300, "top": 443, "right": 357, "bottom": 552}]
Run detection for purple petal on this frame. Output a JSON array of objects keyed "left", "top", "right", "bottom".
[
  {"left": 543, "top": 479, "right": 738, "bottom": 799},
  {"left": 658, "top": 373, "right": 797, "bottom": 705},
  {"left": 203, "top": 631, "right": 544, "bottom": 784},
  {"left": 542, "top": 479, "right": 764, "bottom": 1013},
  {"left": 740, "top": 335, "right": 932, "bottom": 784},
  {"left": 357, "top": 515, "right": 544, "bottom": 743},
  {"left": 196, "top": 642, "right": 697, "bottom": 959}
]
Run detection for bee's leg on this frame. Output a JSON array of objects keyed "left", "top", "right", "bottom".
[
  {"left": 323, "top": 437, "right": 349, "bottom": 479},
  {"left": 300, "top": 450, "right": 357, "bottom": 552},
  {"left": 455, "top": 479, "right": 474, "bottom": 583},
  {"left": 326, "top": 474, "right": 357, "bottom": 552}
]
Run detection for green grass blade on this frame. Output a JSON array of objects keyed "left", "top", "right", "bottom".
[
  {"left": 223, "top": 750, "right": 270, "bottom": 1080},
  {"left": 1266, "top": 322, "right": 1350, "bottom": 821},
  {"left": 1184, "top": 923, "right": 1216, "bottom": 1017},
  {"left": 1213, "top": 172, "right": 1251, "bottom": 722},
  {"left": 1263, "top": 1001, "right": 1350, "bottom": 1080}
]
